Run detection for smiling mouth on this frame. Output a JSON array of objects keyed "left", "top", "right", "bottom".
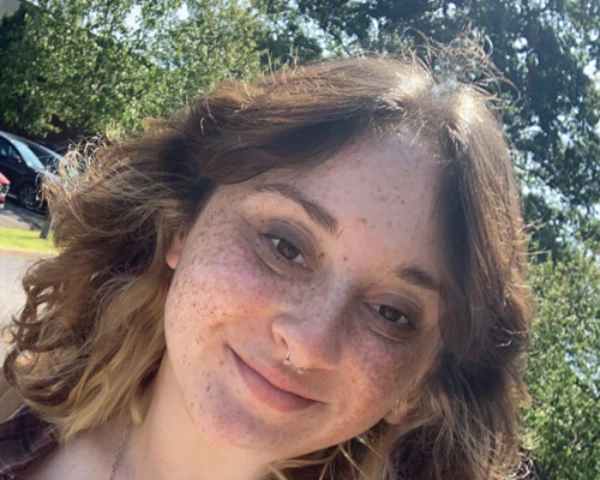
[{"left": 230, "top": 348, "right": 317, "bottom": 413}]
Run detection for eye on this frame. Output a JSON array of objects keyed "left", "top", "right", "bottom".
[
  {"left": 371, "top": 304, "right": 411, "bottom": 325},
  {"left": 268, "top": 236, "right": 308, "bottom": 267}
]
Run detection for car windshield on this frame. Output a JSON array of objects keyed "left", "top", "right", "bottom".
[
  {"left": 7, "top": 137, "right": 46, "bottom": 171},
  {"left": 24, "top": 141, "right": 62, "bottom": 171},
  {"left": 27, "top": 142, "right": 62, "bottom": 162}
]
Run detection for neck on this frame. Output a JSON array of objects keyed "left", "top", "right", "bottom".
[{"left": 118, "top": 356, "right": 269, "bottom": 480}]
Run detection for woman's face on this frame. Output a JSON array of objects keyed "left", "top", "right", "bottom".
[{"left": 163, "top": 136, "right": 444, "bottom": 461}]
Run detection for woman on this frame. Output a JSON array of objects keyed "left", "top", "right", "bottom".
[{"left": 1, "top": 45, "right": 534, "bottom": 480}]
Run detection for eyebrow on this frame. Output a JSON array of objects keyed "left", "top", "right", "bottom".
[
  {"left": 255, "top": 183, "right": 339, "bottom": 235},
  {"left": 394, "top": 264, "right": 440, "bottom": 293}
]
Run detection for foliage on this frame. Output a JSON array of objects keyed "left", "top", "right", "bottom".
[
  {"left": 0, "top": 0, "right": 263, "bottom": 137},
  {"left": 525, "top": 251, "right": 600, "bottom": 479},
  {"left": 253, "top": 0, "right": 323, "bottom": 68}
]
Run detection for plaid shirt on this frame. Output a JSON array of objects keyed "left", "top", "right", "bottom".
[{"left": 0, "top": 405, "right": 57, "bottom": 479}]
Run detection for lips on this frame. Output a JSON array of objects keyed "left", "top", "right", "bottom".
[{"left": 231, "top": 348, "right": 318, "bottom": 413}]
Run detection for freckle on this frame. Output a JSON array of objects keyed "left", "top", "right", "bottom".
[
  {"left": 359, "top": 217, "right": 367, "bottom": 224},
  {"left": 206, "top": 385, "right": 211, "bottom": 392},
  {"left": 401, "top": 200, "right": 405, "bottom": 205}
]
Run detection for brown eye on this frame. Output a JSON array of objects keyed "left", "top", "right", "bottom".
[
  {"left": 372, "top": 304, "right": 410, "bottom": 325},
  {"left": 269, "top": 237, "right": 307, "bottom": 266}
]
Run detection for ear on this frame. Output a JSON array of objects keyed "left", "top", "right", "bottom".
[{"left": 166, "top": 231, "right": 186, "bottom": 270}]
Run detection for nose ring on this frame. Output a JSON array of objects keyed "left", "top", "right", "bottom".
[{"left": 283, "top": 351, "right": 305, "bottom": 375}]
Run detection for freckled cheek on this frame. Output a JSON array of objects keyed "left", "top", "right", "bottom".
[
  {"left": 344, "top": 346, "right": 414, "bottom": 411},
  {"left": 328, "top": 357, "right": 403, "bottom": 437},
  {"left": 364, "top": 361, "right": 402, "bottom": 399},
  {"left": 165, "top": 240, "right": 282, "bottom": 337}
]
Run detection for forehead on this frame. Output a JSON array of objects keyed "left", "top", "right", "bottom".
[
  {"left": 259, "top": 133, "right": 441, "bottom": 186},
  {"left": 307, "top": 134, "right": 441, "bottom": 202}
]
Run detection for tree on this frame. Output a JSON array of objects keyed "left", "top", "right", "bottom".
[
  {"left": 253, "top": 0, "right": 323, "bottom": 68},
  {"left": 525, "top": 252, "right": 600, "bottom": 479},
  {"left": 0, "top": 0, "right": 264, "bottom": 138}
]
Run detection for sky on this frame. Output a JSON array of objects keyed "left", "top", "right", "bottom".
[{"left": 0, "top": 0, "right": 21, "bottom": 18}]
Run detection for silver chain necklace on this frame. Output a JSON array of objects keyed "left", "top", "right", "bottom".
[{"left": 107, "top": 424, "right": 131, "bottom": 480}]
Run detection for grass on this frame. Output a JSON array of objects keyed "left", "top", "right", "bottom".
[{"left": 0, "top": 227, "right": 57, "bottom": 254}]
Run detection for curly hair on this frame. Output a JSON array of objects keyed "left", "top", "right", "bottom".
[{"left": 3, "top": 43, "right": 535, "bottom": 480}]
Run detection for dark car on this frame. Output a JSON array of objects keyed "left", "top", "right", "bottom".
[
  {"left": 0, "top": 131, "right": 56, "bottom": 210},
  {"left": 39, "top": 141, "right": 69, "bottom": 157},
  {"left": 0, "top": 171, "right": 9, "bottom": 209},
  {"left": 19, "top": 138, "right": 64, "bottom": 173}
]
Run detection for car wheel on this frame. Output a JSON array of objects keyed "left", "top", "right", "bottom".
[{"left": 18, "top": 184, "right": 38, "bottom": 210}]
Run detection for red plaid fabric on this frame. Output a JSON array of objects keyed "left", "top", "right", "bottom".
[{"left": 0, "top": 405, "right": 57, "bottom": 479}]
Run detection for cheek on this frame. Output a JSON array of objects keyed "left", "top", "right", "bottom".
[
  {"left": 341, "top": 338, "right": 428, "bottom": 420},
  {"left": 163, "top": 229, "right": 279, "bottom": 348},
  {"left": 354, "top": 348, "right": 402, "bottom": 399}
]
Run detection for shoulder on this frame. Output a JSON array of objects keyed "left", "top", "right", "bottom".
[
  {"left": 0, "top": 372, "right": 22, "bottom": 422},
  {"left": 0, "top": 404, "right": 58, "bottom": 479},
  {"left": 0, "top": 371, "right": 58, "bottom": 478}
]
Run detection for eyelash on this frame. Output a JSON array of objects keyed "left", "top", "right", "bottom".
[{"left": 262, "top": 233, "right": 417, "bottom": 331}]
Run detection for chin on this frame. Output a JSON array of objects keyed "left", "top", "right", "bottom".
[{"left": 183, "top": 383, "right": 290, "bottom": 454}]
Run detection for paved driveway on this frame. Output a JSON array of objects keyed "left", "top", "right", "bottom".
[
  {"left": 1, "top": 255, "right": 34, "bottom": 357},
  {"left": 0, "top": 200, "right": 46, "bottom": 230}
]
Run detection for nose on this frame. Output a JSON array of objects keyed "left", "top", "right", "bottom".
[{"left": 271, "top": 283, "right": 350, "bottom": 371}]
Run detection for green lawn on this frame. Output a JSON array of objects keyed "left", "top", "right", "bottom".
[{"left": 0, "top": 227, "right": 57, "bottom": 254}]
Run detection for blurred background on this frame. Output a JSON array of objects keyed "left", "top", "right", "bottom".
[{"left": 0, "top": 1, "right": 598, "bottom": 478}]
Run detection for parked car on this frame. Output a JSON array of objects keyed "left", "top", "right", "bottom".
[
  {"left": 0, "top": 171, "right": 9, "bottom": 209},
  {"left": 19, "top": 138, "right": 64, "bottom": 173},
  {"left": 0, "top": 131, "right": 56, "bottom": 210},
  {"left": 38, "top": 141, "right": 69, "bottom": 157}
]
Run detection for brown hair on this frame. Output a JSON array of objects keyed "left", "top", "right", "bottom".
[{"left": 3, "top": 43, "right": 534, "bottom": 480}]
